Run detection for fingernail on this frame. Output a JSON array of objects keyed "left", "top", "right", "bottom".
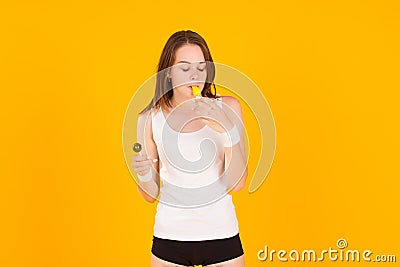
[{"left": 152, "top": 159, "right": 159, "bottom": 162}]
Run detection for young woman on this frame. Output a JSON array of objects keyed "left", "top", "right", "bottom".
[{"left": 132, "top": 30, "right": 248, "bottom": 267}]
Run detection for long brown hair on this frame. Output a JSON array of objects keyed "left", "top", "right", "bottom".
[{"left": 139, "top": 30, "right": 218, "bottom": 114}]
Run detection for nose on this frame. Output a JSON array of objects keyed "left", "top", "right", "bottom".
[{"left": 190, "top": 69, "right": 198, "bottom": 80}]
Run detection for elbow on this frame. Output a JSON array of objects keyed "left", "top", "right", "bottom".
[
  {"left": 142, "top": 193, "right": 157, "bottom": 203},
  {"left": 137, "top": 185, "right": 158, "bottom": 203},
  {"left": 144, "top": 197, "right": 157, "bottom": 203},
  {"left": 231, "top": 168, "right": 248, "bottom": 193},
  {"left": 231, "top": 184, "right": 244, "bottom": 192}
]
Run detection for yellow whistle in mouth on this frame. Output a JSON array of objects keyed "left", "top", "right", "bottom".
[{"left": 192, "top": 86, "right": 201, "bottom": 97}]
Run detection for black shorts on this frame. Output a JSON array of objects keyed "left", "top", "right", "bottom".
[{"left": 151, "top": 233, "right": 244, "bottom": 266}]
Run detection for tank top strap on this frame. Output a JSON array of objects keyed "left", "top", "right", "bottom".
[{"left": 151, "top": 107, "right": 163, "bottom": 144}]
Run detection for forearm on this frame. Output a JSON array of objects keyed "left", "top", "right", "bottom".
[
  {"left": 223, "top": 141, "right": 247, "bottom": 191},
  {"left": 137, "top": 171, "right": 159, "bottom": 203}
]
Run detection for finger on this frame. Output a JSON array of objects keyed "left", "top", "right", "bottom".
[
  {"left": 134, "top": 165, "right": 150, "bottom": 173},
  {"left": 131, "top": 160, "right": 151, "bottom": 168},
  {"left": 132, "top": 155, "right": 149, "bottom": 161},
  {"left": 140, "top": 154, "right": 159, "bottom": 161},
  {"left": 207, "top": 99, "right": 221, "bottom": 110},
  {"left": 197, "top": 98, "right": 212, "bottom": 107},
  {"left": 198, "top": 98, "right": 221, "bottom": 112},
  {"left": 131, "top": 160, "right": 145, "bottom": 168},
  {"left": 137, "top": 171, "right": 148, "bottom": 176},
  {"left": 193, "top": 100, "right": 203, "bottom": 106},
  {"left": 145, "top": 155, "right": 159, "bottom": 162},
  {"left": 193, "top": 102, "right": 212, "bottom": 112},
  {"left": 200, "top": 97, "right": 218, "bottom": 105},
  {"left": 137, "top": 169, "right": 151, "bottom": 176},
  {"left": 132, "top": 154, "right": 159, "bottom": 163},
  {"left": 132, "top": 160, "right": 152, "bottom": 168},
  {"left": 194, "top": 106, "right": 215, "bottom": 117}
]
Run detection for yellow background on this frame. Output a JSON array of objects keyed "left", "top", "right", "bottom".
[{"left": 1, "top": 1, "right": 399, "bottom": 266}]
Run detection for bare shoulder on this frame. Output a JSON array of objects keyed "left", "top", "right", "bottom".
[
  {"left": 137, "top": 108, "right": 158, "bottom": 139},
  {"left": 138, "top": 108, "right": 156, "bottom": 125},
  {"left": 138, "top": 108, "right": 154, "bottom": 118},
  {"left": 220, "top": 96, "right": 242, "bottom": 115},
  {"left": 220, "top": 95, "right": 240, "bottom": 106}
]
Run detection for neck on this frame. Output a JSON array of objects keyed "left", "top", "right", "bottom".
[{"left": 172, "top": 96, "right": 192, "bottom": 109}]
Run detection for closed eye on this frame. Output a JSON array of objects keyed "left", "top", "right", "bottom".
[
  {"left": 198, "top": 62, "right": 206, "bottom": 71},
  {"left": 178, "top": 62, "right": 206, "bottom": 72}
]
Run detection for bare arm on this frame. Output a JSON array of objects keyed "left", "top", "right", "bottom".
[
  {"left": 133, "top": 110, "right": 160, "bottom": 203},
  {"left": 222, "top": 96, "right": 248, "bottom": 192}
]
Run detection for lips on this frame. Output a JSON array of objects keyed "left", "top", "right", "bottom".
[
  {"left": 187, "top": 83, "right": 199, "bottom": 87},
  {"left": 186, "top": 84, "right": 199, "bottom": 91}
]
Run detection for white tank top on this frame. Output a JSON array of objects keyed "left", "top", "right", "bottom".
[{"left": 151, "top": 104, "right": 239, "bottom": 241}]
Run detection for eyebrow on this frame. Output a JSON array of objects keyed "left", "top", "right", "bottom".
[{"left": 176, "top": 60, "right": 206, "bottom": 64}]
